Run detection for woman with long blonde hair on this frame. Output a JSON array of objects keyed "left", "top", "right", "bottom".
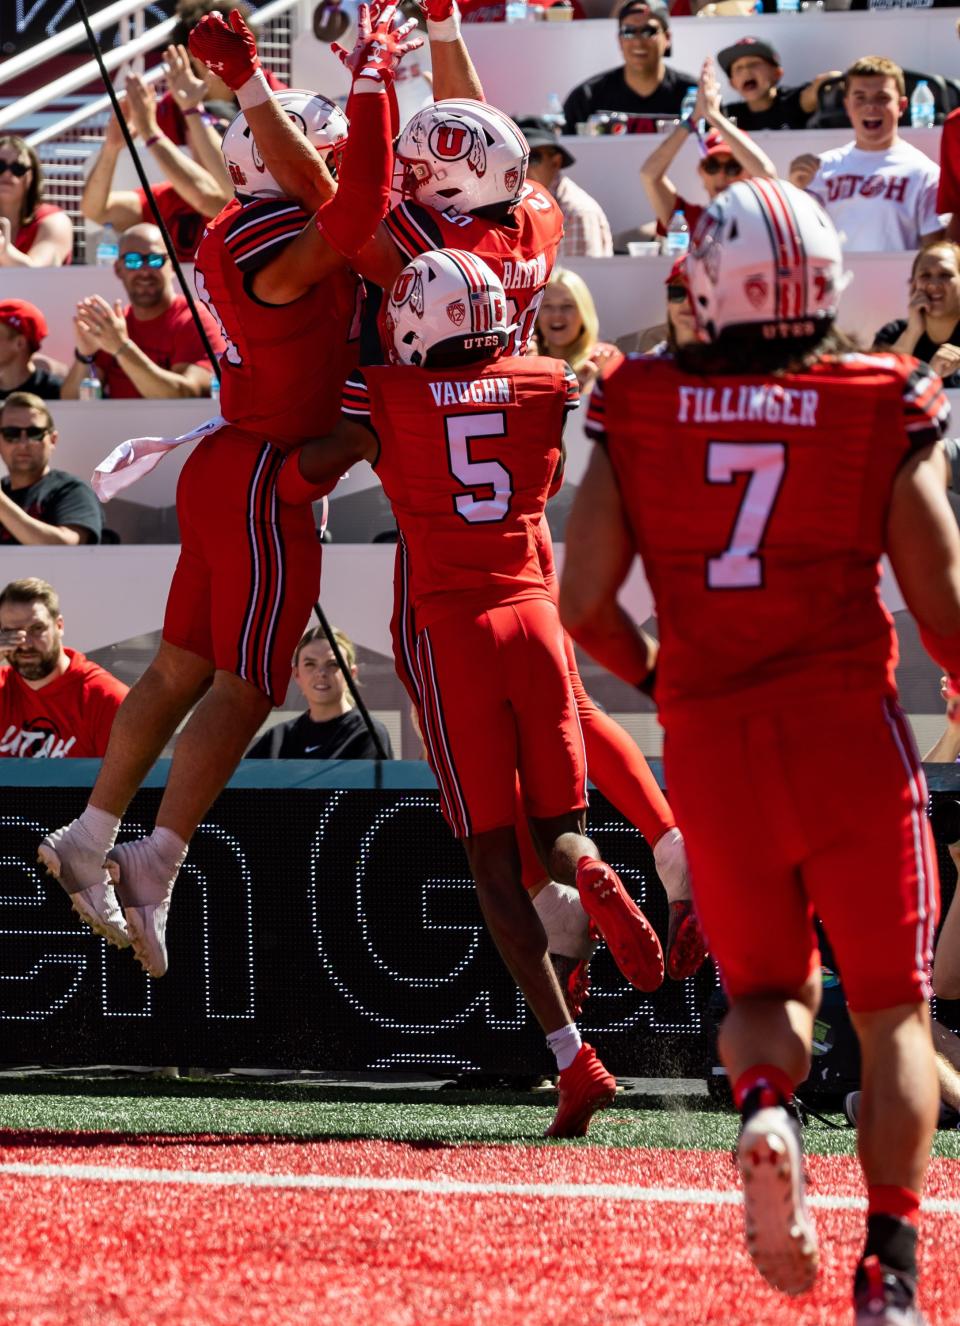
[{"left": 535, "top": 267, "right": 618, "bottom": 393}]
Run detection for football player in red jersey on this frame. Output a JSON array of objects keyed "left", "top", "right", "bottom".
[
  {"left": 196, "top": 5, "right": 707, "bottom": 988},
  {"left": 276, "top": 248, "right": 666, "bottom": 1136},
  {"left": 37, "top": 9, "right": 422, "bottom": 980},
  {"left": 560, "top": 177, "right": 960, "bottom": 1324}
]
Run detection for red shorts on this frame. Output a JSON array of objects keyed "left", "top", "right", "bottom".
[
  {"left": 664, "top": 695, "right": 939, "bottom": 1012},
  {"left": 412, "top": 598, "right": 588, "bottom": 838},
  {"left": 164, "top": 425, "right": 321, "bottom": 704}
]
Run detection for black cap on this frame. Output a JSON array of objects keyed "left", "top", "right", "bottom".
[
  {"left": 616, "top": 0, "right": 670, "bottom": 32},
  {"left": 717, "top": 36, "right": 782, "bottom": 78},
  {"left": 514, "top": 117, "right": 576, "bottom": 168}
]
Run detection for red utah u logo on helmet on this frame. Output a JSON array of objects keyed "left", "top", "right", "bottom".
[{"left": 429, "top": 123, "right": 471, "bottom": 161}]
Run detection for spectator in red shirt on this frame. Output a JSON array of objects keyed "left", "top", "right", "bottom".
[
  {"left": 0, "top": 300, "right": 64, "bottom": 403},
  {"left": 0, "top": 578, "right": 127, "bottom": 758},
  {"left": 82, "top": 59, "right": 233, "bottom": 266},
  {"left": 0, "top": 136, "right": 73, "bottom": 269},
  {"left": 640, "top": 57, "right": 775, "bottom": 235},
  {"left": 61, "top": 223, "right": 224, "bottom": 401}
]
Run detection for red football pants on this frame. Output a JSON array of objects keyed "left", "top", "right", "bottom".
[
  {"left": 164, "top": 425, "right": 321, "bottom": 704},
  {"left": 663, "top": 695, "right": 939, "bottom": 1012}
]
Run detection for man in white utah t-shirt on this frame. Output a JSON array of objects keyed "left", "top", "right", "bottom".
[{"left": 789, "top": 55, "right": 945, "bottom": 252}]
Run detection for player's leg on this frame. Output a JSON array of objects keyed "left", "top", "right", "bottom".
[
  {"left": 110, "top": 436, "right": 322, "bottom": 978},
  {"left": 802, "top": 698, "right": 939, "bottom": 1325},
  {"left": 37, "top": 495, "right": 216, "bottom": 949},
  {"left": 414, "top": 608, "right": 616, "bottom": 1136},
  {"left": 665, "top": 710, "right": 821, "bottom": 1297}
]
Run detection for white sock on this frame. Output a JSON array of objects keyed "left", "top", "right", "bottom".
[
  {"left": 533, "top": 882, "right": 595, "bottom": 960},
  {"left": 546, "top": 1023, "right": 582, "bottom": 1072},
  {"left": 653, "top": 827, "right": 690, "bottom": 904},
  {"left": 150, "top": 826, "right": 188, "bottom": 871},
  {"left": 78, "top": 805, "right": 121, "bottom": 856}
]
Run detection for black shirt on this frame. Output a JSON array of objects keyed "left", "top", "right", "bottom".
[
  {"left": 722, "top": 86, "right": 810, "bottom": 132},
  {"left": 874, "top": 318, "right": 960, "bottom": 387},
  {"left": 246, "top": 708, "right": 395, "bottom": 760},
  {"left": 0, "top": 468, "right": 103, "bottom": 544},
  {"left": 562, "top": 65, "right": 697, "bottom": 136},
  {"left": 0, "top": 364, "right": 63, "bottom": 402}
]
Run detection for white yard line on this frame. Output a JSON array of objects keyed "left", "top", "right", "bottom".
[{"left": 0, "top": 1160, "right": 956, "bottom": 1213}]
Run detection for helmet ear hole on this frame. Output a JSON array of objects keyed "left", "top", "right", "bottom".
[{"left": 728, "top": 219, "right": 739, "bottom": 240}]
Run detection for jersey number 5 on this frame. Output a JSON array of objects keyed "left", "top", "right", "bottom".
[
  {"left": 706, "top": 441, "right": 786, "bottom": 589},
  {"left": 445, "top": 412, "right": 513, "bottom": 524}
]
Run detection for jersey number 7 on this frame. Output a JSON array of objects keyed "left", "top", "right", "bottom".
[
  {"left": 706, "top": 441, "right": 786, "bottom": 589},
  {"left": 445, "top": 412, "right": 514, "bottom": 524}
]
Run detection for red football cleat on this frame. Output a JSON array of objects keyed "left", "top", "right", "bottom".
[
  {"left": 576, "top": 857, "right": 665, "bottom": 992},
  {"left": 666, "top": 899, "right": 708, "bottom": 981},
  {"left": 545, "top": 1043, "right": 616, "bottom": 1138}
]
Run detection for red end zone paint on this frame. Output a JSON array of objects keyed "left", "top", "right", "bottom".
[{"left": 0, "top": 1138, "right": 956, "bottom": 1326}]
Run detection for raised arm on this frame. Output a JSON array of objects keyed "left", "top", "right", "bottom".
[
  {"left": 421, "top": 0, "right": 484, "bottom": 102},
  {"left": 125, "top": 74, "right": 231, "bottom": 219},
  {"left": 639, "top": 123, "right": 687, "bottom": 230},
  {"left": 699, "top": 58, "right": 775, "bottom": 180},
  {"left": 82, "top": 109, "right": 144, "bottom": 229}
]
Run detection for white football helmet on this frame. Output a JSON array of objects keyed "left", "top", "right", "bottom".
[
  {"left": 395, "top": 99, "right": 529, "bottom": 216},
  {"left": 687, "top": 178, "right": 847, "bottom": 343},
  {"left": 222, "top": 89, "right": 349, "bottom": 199},
  {"left": 385, "top": 249, "right": 509, "bottom": 367}
]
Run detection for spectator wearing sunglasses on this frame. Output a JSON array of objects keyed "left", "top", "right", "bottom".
[
  {"left": 0, "top": 300, "right": 64, "bottom": 404},
  {"left": 561, "top": 0, "right": 696, "bottom": 136},
  {"left": 0, "top": 394, "right": 103, "bottom": 546},
  {"left": 61, "top": 223, "right": 224, "bottom": 401},
  {"left": 516, "top": 118, "right": 612, "bottom": 258},
  {"left": 616, "top": 256, "right": 698, "bottom": 355},
  {"left": 0, "top": 136, "right": 74, "bottom": 269},
  {"left": 82, "top": 63, "right": 233, "bottom": 267},
  {"left": 640, "top": 58, "right": 776, "bottom": 237},
  {"left": 718, "top": 37, "right": 840, "bottom": 134}
]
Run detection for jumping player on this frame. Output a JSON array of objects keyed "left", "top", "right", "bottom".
[
  {"left": 37, "top": 9, "right": 422, "bottom": 979},
  {"left": 277, "top": 248, "right": 655, "bottom": 1136},
  {"left": 191, "top": 6, "right": 708, "bottom": 986},
  {"left": 560, "top": 178, "right": 956, "bottom": 1324}
]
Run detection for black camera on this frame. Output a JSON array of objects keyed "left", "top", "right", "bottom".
[{"left": 929, "top": 798, "right": 960, "bottom": 845}]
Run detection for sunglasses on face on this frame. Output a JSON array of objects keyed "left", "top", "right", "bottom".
[
  {"left": 121, "top": 252, "right": 168, "bottom": 270},
  {"left": 0, "top": 160, "right": 30, "bottom": 178},
  {"left": 0, "top": 425, "right": 49, "bottom": 442},
  {"left": 619, "top": 23, "right": 660, "bottom": 38},
  {"left": 666, "top": 284, "right": 689, "bottom": 304},
  {"left": 702, "top": 158, "right": 743, "bottom": 177}
]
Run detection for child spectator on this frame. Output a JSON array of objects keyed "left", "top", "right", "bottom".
[
  {"left": 0, "top": 136, "right": 73, "bottom": 268},
  {"left": 718, "top": 36, "right": 840, "bottom": 132}
]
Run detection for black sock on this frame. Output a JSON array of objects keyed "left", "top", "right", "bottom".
[{"left": 861, "top": 1214, "right": 918, "bottom": 1280}]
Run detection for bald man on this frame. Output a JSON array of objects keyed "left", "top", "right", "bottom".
[{"left": 61, "top": 223, "right": 224, "bottom": 399}]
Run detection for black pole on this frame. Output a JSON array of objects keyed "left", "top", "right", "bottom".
[
  {"left": 312, "top": 601, "right": 390, "bottom": 761},
  {"left": 74, "top": 0, "right": 221, "bottom": 379}
]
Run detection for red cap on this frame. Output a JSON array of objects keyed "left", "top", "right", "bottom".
[
  {"left": 703, "top": 130, "right": 736, "bottom": 159},
  {"left": 666, "top": 256, "right": 688, "bottom": 286},
  {"left": 0, "top": 299, "right": 48, "bottom": 351}
]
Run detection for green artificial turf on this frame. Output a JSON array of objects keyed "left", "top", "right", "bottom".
[{"left": 0, "top": 1076, "right": 957, "bottom": 1157}]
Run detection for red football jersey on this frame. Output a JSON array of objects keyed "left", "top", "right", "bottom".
[
  {"left": 93, "top": 293, "right": 223, "bottom": 400},
  {"left": 383, "top": 182, "right": 563, "bottom": 355},
  {"left": 586, "top": 352, "right": 950, "bottom": 718},
  {"left": 0, "top": 649, "right": 127, "bottom": 758},
  {"left": 344, "top": 355, "right": 579, "bottom": 626},
  {"left": 194, "top": 197, "right": 363, "bottom": 449}
]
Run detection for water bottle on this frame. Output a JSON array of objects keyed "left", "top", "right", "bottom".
[
  {"left": 79, "top": 370, "right": 102, "bottom": 401},
  {"left": 679, "top": 85, "right": 698, "bottom": 124},
  {"left": 776, "top": 0, "right": 800, "bottom": 12},
  {"left": 910, "top": 80, "right": 936, "bottom": 129},
  {"left": 209, "top": 374, "right": 221, "bottom": 403},
  {"left": 544, "top": 91, "right": 565, "bottom": 131},
  {"left": 663, "top": 209, "right": 689, "bottom": 257},
  {"left": 505, "top": 0, "right": 528, "bottom": 21},
  {"left": 95, "top": 222, "right": 119, "bottom": 267}
]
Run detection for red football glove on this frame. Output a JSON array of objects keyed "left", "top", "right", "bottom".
[
  {"left": 420, "top": 0, "right": 455, "bottom": 19},
  {"left": 188, "top": 10, "right": 260, "bottom": 91},
  {"left": 331, "top": 3, "right": 424, "bottom": 86}
]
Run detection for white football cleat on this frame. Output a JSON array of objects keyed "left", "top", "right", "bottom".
[
  {"left": 107, "top": 838, "right": 181, "bottom": 979},
  {"left": 38, "top": 822, "right": 130, "bottom": 949},
  {"left": 737, "top": 1104, "right": 819, "bottom": 1297}
]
